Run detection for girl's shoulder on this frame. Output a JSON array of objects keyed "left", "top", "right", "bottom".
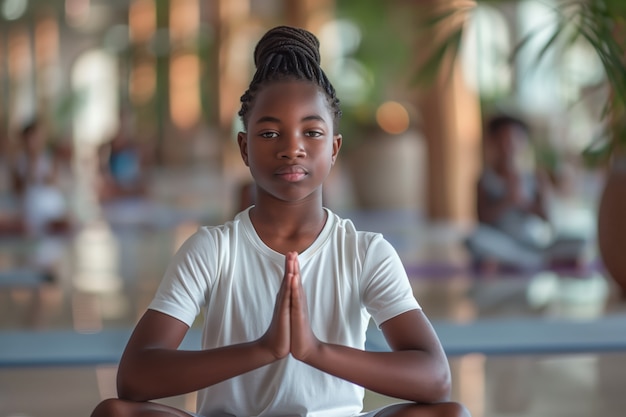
[
  {"left": 326, "top": 209, "right": 389, "bottom": 251},
  {"left": 193, "top": 214, "right": 247, "bottom": 243}
]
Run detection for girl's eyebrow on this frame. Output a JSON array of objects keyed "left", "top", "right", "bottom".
[
  {"left": 255, "top": 116, "right": 281, "bottom": 124},
  {"left": 254, "top": 115, "right": 326, "bottom": 124},
  {"left": 302, "top": 115, "right": 326, "bottom": 123}
]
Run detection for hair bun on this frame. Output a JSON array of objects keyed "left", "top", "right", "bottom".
[
  {"left": 239, "top": 25, "right": 341, "bottom": 129},
  {"left": 253, "top": 25, "right": 321, "bottom": 69}
]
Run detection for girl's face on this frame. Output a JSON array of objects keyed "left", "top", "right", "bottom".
[{"left": 238, "top": 80, "right": 341, "bottom": 205}]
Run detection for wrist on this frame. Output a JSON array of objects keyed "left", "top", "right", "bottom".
[
  {"left": 254, "top": 337, "right": 286, "bottom": 363},
  {"left": 297, "top": 339, "right": 325, "bottom": 365}
]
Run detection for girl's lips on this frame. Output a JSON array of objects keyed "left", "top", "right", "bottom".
[{"left": 275, "top": 165, "right": 308, "bottom": 182}]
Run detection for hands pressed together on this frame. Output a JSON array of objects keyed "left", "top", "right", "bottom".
[{"left": 260, "top": 251, "right": 320, "bottom": 363}]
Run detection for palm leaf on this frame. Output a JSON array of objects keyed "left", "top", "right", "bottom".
[
  {"left": 411, "top": 25, "right": 465, "bottom": 86},
  {"left": 411, "top": 2, "right": 477, "bottom": 86},
  {"left": 416, "top": 6, "right": 470, "bottom": 33}
]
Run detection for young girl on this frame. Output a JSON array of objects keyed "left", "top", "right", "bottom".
[{"left": 91, "top": 26, "right": 468, "bottom": 417}]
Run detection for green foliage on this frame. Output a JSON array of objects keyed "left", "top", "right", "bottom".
[
  {"left": 582, "top": 103, "right": 626, "bottom": 166},
  {"left": 337, "top": 0, "right": 413, "bottom": 97},
  {"left": 417, "top": 0, "right": 626, "bottom": 168},
  {"left": 410, "top": 4, "right": 471, "bottom": 86},
  {"left": 334, "top": 0, "right": 416, "bottom": 149}
]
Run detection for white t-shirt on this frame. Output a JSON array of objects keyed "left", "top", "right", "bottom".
[{"left": 149, "top": 207, "right": 420, "bottom": 417}]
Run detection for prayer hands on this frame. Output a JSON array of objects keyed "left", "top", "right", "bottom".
[{"left": 260, "top": 251, "right": 319, "bottom": 362}]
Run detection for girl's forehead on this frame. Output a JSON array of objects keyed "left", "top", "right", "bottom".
[{"left": 250, "top": 80, "right": 331, "bottom": 119}]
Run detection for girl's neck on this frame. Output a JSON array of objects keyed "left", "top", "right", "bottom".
[
  {"left": 248, "top": 196, "right": 327, "bottom": 255},
  {"left": 250, "top": 200, "right": 326, "bottom": 231}
]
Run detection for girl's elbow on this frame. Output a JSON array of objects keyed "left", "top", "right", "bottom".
[
  {"left": 116, "top": 370, "right": 153, "bottom": 402},
  {"left": 412, "top": 364, "right": 452, "bottom": 403},
  {"left": 117, "top": 384, "right": 153, "bottom": 403},
  {"left": 432, "top": 370, "right": 453, "bottom": 402},
  {"left": 433, "top": 360, "right": 453, "bottom": 398},
  {"left": 117, "top": 380, "right": 141, "bottom": 402}
]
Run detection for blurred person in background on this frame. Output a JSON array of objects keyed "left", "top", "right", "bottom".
[
  {"left": 95, "top": 114, "right": 176, "bottom": 232},
  {"left": 10, "top": 119, "right": 72, "bottom": 236},
  {"left": 464, "top": 114, "right": 587, "bottom": 275},
  {"left": 8, "top": 119, "right": 73, "bottom": 283},
  {"left": 97, "top": 119, "right": 149, "bottom": 203},
  {"left": 0, "top": 131, "right": 26, "bottom": 235}
]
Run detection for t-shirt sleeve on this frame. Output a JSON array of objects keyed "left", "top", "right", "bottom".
[
  {"left": 360, "top": 234, "right": 420, "bottom": 328},
  {"left": 148, "top": 229, "right": 214, "bottom": 327}
]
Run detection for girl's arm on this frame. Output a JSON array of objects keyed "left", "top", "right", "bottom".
[
  {"left": 296, "top": 310, "right": 451, "bottom": 404},
  {"left": 116, "top": 264, "right": 294, "bottom": 402},
  {"left": 288, "top": 256, "right": 450, "bottom": 404}
]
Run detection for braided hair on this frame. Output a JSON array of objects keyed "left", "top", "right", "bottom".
[{"left": 238, "top": 26, "right": 342, "bottom": 131}]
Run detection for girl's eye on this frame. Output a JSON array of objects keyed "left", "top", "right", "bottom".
[
  {"left": 305, "top": 130, "right": 323, "bottom": 138},
  {"left": 260, "top": 131, "right": 278, "bottom": 139}
]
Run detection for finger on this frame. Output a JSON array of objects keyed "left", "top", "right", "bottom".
[
  {"left": 276, "top": 255, "right": 295, "bottom": 315},
  {"left": 280, "top": 274, "right": 292, "bottom": 315},
  {"left": 281, "top": 252, "right": 297, "bottom": 292},
  {"left": 276, "top": 268, "right": 289, "bottom": 301},
  {"left": 284, "top": 251, "right": 295, "bottom": 276},
  {"left": 290, "top": 271, "right": 300, "bottom": 302},
  {"left": 290, "top": 263, "right": 306, "bottom": 316},
  {"left": 294, "top": 254, "right": 300, "bottom": 277},
  {"left": 289, "top": 260, "right": 318, "bottom": 361},
  {"left": 267, "top": 269, "right": 293, "bottom": 359},
  {"left": 284, "top": 251, "right": 291, "bottom": 269}
]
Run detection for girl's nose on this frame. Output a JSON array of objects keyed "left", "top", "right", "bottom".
[{"left": 277, "top": 135, "right": 306, "bottom": 159}]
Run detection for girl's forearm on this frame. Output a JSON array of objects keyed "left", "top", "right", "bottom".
[
  {"left": 117, "top": 340, "right": 276, "bottom": 401},
  {"left": 303, "top": 343, "right": 451, "bottom": 403}
]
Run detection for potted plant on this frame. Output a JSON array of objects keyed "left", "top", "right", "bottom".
[{"left": 418, "top": 0, "right": 626, "bottom": 294}]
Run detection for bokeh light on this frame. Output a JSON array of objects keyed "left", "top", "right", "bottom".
[
  {"left": 376, "top": 101, "right": 410, "bottom": 135},
  {"left": 1, "top": 0, "right": 27, "bottom": 21}
]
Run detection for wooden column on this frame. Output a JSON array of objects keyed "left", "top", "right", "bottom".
[
  {"left": 414, "top": 0, "right": 482, "bottom": 223},
  {"left": 0, "top": 27, "right": 7, "bottom": 138},
  {"left": 283, "top": 0, "right": 335, "bottom": 32},
  {"left": 209, "top": 0, "right": 251, "bottom": 133},
  {"left": 154, "top": 0, "right": 170, "bottom": 164}
]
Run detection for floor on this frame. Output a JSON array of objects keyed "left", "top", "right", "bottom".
[{"left": 1, "top": 161, "right": 625, "bottom": 417}]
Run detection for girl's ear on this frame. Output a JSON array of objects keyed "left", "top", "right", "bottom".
[
  {"left": 331, "top": 134, "right": 342, "bottom": 165},
  {"left": 237, "top": 131, "right": 249, "bottom": 166}
]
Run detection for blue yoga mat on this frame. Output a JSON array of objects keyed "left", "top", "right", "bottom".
[
  {"left": 0, "top": 269, "right": 48, "bottom": 287},
  {"left": 367, "top": 314, "right": 626, "bottom": 356},
  {"left": 2, "top": 314, "right": 626, "bottom": 368},
  {"left": 0, "top": 328, "right": 201, "bottom": 368}
]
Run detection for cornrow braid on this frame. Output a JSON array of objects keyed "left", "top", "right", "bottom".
[{"left": 238, "top": 25, "right": 342, "bottom": 131}]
